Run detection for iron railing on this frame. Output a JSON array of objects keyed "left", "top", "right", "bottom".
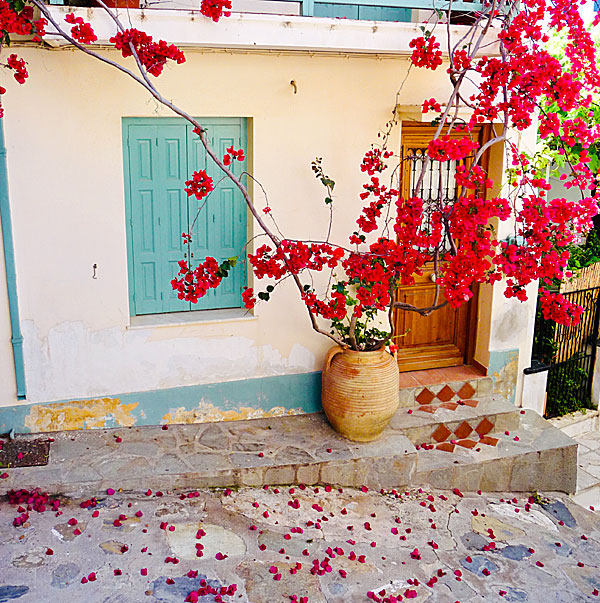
[{"left": 525, "top": 286, "right": 600, "bottom": 418}]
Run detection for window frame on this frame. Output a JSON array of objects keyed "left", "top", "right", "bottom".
[{"left": 122, "top": 116, "right": 248, "bottom": 318}]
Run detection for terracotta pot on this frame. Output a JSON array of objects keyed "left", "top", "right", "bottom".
[{"left": 321, "top": 345, "right": 399, "bottom": 442}]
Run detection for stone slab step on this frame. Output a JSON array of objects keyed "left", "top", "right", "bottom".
[
  {"left": 570, "top": 430, "right": 600, "bottom": 509},
  {"left": 0, "top": 404, "right": 576, "bottom": 498},
  {"left": 412, "top": 410, "right": 578, "bottom": 494},
  {"left": 551, "top": 410, "right": 600, "bottom": 438}
]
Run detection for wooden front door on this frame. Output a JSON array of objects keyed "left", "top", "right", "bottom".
[{"left": 393, "top": 124, "right": 483, "bottom": 372}]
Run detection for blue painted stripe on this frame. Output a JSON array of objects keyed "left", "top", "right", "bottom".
[
  {"left": 0, "top": 371, "right": 323, "bottom": 434},
  {"left": 0, "top": 119, "right": 26, "bottom": 400},
  {"left": 301, "top": 0, "right": 484, "bottom": 10}
]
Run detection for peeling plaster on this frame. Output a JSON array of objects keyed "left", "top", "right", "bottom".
[
  {"left": 489, "top": 349, "right": 519, "bottom": 405},
  {"left": 24, "top": 398, "right": 138, "bottom": 432},
  {"left": 161, "top": 402, "right": 302, "bottom": 424},
  {"left": 20, "top": 320, "right": 318, "bottom": 404},
  {"left": 1, "top": 371, "right": 323, "bottom": 434}
]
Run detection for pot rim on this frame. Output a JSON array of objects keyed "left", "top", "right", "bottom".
[{"left": 338, "top": 346, "right": 389, "bottom": 356}]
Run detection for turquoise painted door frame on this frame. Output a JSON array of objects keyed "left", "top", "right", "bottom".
[{"left": 123, "top": 117, "right": 247, "bottom": 316}]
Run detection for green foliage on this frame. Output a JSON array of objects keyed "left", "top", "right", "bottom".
[
  {"left": 567, "top": 229, "right": 600, "bottom": 273},
  {"left": 216, "top": 256, "right": 237, "bottom": 278},
  {"left": 545, "top": 361, "right": 595, "bottom": 418},
  {"left": 311, "top": 158, "right": 336, "bottom": 205}
]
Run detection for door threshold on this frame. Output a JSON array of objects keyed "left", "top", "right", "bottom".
[{"left": 398, "top": 364, "right": 487, "bottom": 388}]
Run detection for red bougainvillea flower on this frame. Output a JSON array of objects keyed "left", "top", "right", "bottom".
[
  {"left": 242, "top": 287, "right": 256, "bottom": 309},
  {"left": 110, "top": 29, "right": 185, "bottom": 76},
  {"left": 409, "top": 35, "right": 443, "bottom": 70},
  {"left": 184, "top": 169, "right": 214, "bottom": 200},
  {"left": 200, "top": 0, "right": 232, "bottom": 21},
  {"left": 64, "top": 13, "right": 97, "bottom": 44},
  {"left": 6, "top": 54, "right": 27, "bottom": 84}
]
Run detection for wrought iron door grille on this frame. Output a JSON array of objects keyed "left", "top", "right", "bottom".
[{"left": 407, "top": 148, "right": 459, "bottom": 202}]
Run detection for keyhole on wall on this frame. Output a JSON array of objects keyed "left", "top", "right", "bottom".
[{"left": 92, "top": 264, "right": 98, "bottom": 279}]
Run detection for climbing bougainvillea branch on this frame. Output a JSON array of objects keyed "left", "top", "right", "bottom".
[{"left": 0, "top": 0, "right": 597, "bottom": 350}]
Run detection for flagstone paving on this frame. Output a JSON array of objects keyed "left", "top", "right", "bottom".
[{"left": 1, "top": 485, "right": 600, "bottom": 602}]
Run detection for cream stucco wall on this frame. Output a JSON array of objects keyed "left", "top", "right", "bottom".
[
  {"left": 0, "top": 39, "right": 536, "bottom": 408},
  {"left": 0, "top": 45, "right": 437, "bottom": 404}
]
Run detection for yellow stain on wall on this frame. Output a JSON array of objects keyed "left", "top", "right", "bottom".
[
  {"left": 162, "top": 402, "right": 302, "bottom": 425},
  {"left": 24, "top": 398, "right": 139, "bottom": 432},
  {"left": 492, "top": 353, "right": 519, "bottom": 402}
]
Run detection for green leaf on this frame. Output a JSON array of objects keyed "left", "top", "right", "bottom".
[
  {"left": 266, "top": 285, "right": 274, "bottom": 292},
  {"left": 228, "top": 256, "right": 238, "bottom": 267}
]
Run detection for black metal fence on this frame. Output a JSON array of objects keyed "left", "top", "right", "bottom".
[{"left": 526, "top": 286, "right": 600, "bottom": 418}]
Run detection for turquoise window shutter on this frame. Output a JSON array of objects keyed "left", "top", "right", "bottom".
[
  {"left": 187, "top": 121, "right": 247, "bottom": 310},
  {"left": 314, "top": 3, "right": 359, "bottom": 18},
  {"left": 125, "top": 118, "right": 247, "bottom": 316},
  {"left": 357, "top": 5, "right": 411, "bottom": 20},
  {"left": 313, "top": 2, "right": 411, "bottom": 20}
]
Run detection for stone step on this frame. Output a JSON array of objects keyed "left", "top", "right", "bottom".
[
  {"left": 570, "top": 430, "right": 600, "bottom": 509},
  {"left": 1, "top": 394, "right": 577, "bottom": 498},
  {"left": 412, "top": 410, "right": 577, "bottom": 494}
]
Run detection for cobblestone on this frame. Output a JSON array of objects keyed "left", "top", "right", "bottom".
[{"left": 0, "top": 485, "right": 599, "bottom": 602}]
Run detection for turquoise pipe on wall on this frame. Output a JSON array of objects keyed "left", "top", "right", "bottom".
[{"left": 0, "top": 119, "right": 26, "bottom": 400}]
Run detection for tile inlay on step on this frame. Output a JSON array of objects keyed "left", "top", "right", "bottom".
[
  {"left": 432, "top": 424, "right": 452, "bottom": 443},
  {"left": 455, "top": 421, "right": 474, "bottom": 440},
  {"left": 416, "top": 389, "right": 436, "bottom": 405},
  {"left": 437, "top": 385, "right": 455, "bottom": 402},
  {"left": 476, "top": 417, "right": 494, "bottom": 436},
  {"left": 457, "top": 383, "right": 477, "bottom": 399}
]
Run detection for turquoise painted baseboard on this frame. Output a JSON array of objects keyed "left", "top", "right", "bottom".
[{"left": 0, "top": 371, "right": 323, "bottom": 434}]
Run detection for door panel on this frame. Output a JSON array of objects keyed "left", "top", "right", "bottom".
[{"left": 394, "top": 124, "right": 481, "bottom": 371}]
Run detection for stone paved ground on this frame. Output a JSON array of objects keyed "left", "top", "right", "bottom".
[{"left": 1, "top": 485, "right": 600, "bottom": 603}]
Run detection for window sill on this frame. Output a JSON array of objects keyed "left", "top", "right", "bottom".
[{"left": 127, "top": 308, "right": 257, "bottom": 329}]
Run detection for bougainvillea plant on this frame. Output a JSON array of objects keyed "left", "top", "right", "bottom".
[{"left": 0, "top": 0, "right": 598, "bottom": 351}]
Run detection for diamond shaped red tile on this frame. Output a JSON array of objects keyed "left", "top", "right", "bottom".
[
  {"left": 457, "top": 383, "right": 476, "bottom": 399},
  {"left": 432, "top": 424, "right": 452, "bottom": 443},
  {"left": 416, "top": 388, "right": 435, "bottom": 405},
  {"left": 479, "top": 435, "right": 499, "bottom": 446},
  {"left": 436, "top": 442, "right": 455, "bottom": 453},
  {"left": 436, "top": 385, "right": 455, "bottom": 402},
  {"left": 463, "top": 399, "right": 479, "bottom": 408},
  {"left": 440, "top": 402, "right": 458, "bottom": 411},
  {"left": 454, "top": 421, "right": 473, "bottom": 439},
  {"left": 475, "top": 417, "right": 494, "bottom": 436},
  {"left": 418, "top": 405, "right": 437, "bottom": 414},
  {"left": 457, "top": 439, "right": 477, "bottom": 449}
]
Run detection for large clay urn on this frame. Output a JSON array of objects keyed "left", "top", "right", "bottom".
[{"left": 321, "top": 345, "right": 399, "bottom": 442}]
